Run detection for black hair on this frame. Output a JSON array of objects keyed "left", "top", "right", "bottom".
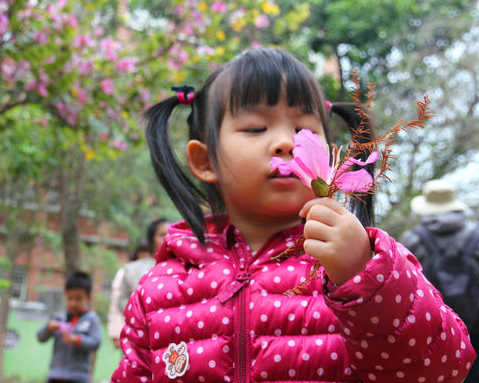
[
  {"left": 146, "top": 218, "right": 169, "bottom": 253},
  {"left": 331, "top": 102, "right": 375, "bottom": 227},
  {"left": 65, "top": 271, "right": 92, "bottom": 295},
  {"left": 129, "top": 240, "right": 151, "bottom": 262},
  {"left": 146, "top": 48, "right": 374, "bottom": 243}
]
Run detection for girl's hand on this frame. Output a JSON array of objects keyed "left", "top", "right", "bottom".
[{"left": 299, "top": 198, "right": 372, "bottom": 285}]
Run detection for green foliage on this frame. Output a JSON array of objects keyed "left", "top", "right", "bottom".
[
  {"left": 92, "top": 292, "right": 111, "bottom": 323},
  {"left": 0, "top": 258, "right": 12, "bottom": 290}
]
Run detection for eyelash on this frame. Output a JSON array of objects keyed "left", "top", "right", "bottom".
[
  {"left": 244, "top": 127, "right": 266, "bottom": 133},
  {"left": 243, "top": 127, "right": 309, "bottom": 134}
]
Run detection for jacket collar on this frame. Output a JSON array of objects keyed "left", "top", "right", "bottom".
[{"left": 156, "top": 216, "right": 304, "bottom": 266}]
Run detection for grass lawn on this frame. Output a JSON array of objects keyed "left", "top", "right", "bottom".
[{"left": 4, "top": 311, "right": 123, "bottom": 383}]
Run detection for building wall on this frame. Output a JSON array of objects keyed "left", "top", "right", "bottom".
[{"left": 0, "top": 211, "right": 131, "bottom": 312}]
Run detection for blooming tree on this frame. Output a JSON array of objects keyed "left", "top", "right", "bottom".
[{"left": 0, "top": 0, "right": 313, "bottom": 376}]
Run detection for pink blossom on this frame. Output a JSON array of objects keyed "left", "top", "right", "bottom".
[
  {"left": 57, "top": 321, "right": 73, "bottom": 334},
  {"left": 56, "top": 102, "right": 78, "bottom": 126},
  {"left": 115, "top": 57, "right": 139, "bottom": 73},
  {"left": 112, "top": 138, "right": 127, "bottom": 151},
  {"left": 25, "top": 81, "right": 37, "bottom": 92},
  {"left": 34, "top": 31, "right": 48, "bottom": 45},
  {"left": 0, "top": 13, "right": 9, "bottom": 36},
  {"left": 38, "top": 83, "right": 49, "bottom": 98},
  {"left": 100, "top": 38, "right": 122, "bottom": 61},
  {"left": 98, "top": 131, "right": 108, "bottom": 141},
  {"left": 211, "top": 1, "right": 227, "bottom": 12},
  {"left": 180, "top": 23, "right": 195, "bottom": 36},
  {"left": 250, "top": 41, "right": 262, "bottom": 49},
  {"left": 1, "top": 57, "right": 15, "bottom": 82},
  {"left": 77, "top": 59, "right": 94, "bottom": 75},
  {"left": 270, "top": 129, "right": 377, "bottom": 195},
  {"left": 73, "top": 34, "right": 94, "bottom": 49},
  {"left": 174, "top": 5, "right": 185, "bottom": 14},
  {"left": 0, "top": 2, "right": 9, "bottom": 14},
  {"left": 68, "top": 14, "right": 78, "bottom": 28},
  {"left": 100, "top": 79, "right": 115, "bottom": 95},
  {"left": 254, "top": 14, "right": 270, "bottom": 29},
  {"left": 75, "top": 85, "right": 87, "bottom": 104}
]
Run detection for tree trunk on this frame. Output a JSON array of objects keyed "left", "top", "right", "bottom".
[
  {"left": 60, "top": 149, "right": 86, "bottom": 276},
  {"left": 0, "top": 209, "right": 22, "bottom": 381}
]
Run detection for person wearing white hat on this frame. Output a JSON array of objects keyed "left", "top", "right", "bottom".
[{"left": 401, "top": 178, "right": 479, "bottom": 383}]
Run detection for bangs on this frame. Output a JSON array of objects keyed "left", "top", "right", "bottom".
[
  {"left": 212, "top": 49, "right": 325, "bottom": 117},
  {"left": 205, "top": 48, "right": 331, "bottom": 164}
]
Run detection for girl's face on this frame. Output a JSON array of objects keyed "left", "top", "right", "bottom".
[{"left": 214, "top": 93, "right": 326, "bottom": 226}]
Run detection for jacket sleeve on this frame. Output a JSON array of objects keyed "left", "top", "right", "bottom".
[
  {"left": 111, "top": 279, "right": 152, "bottom": 383},
  {"left": 118, "top": 265, "right": 134, "bottom": 314},
  {"left": 36, "top": 313, "right": 62, "bottom": 342},
  {"left": 36, "top": 322, "right": 53, "bottom": 343},
  {"left": 108, "top": 267, "right": 126, "bottom": 340},
  {"left": 75, "top": 312, "right": 103, "bottom": 352},
  {"left": 323, "top": 227, "right": 476, "bottom": 383}
]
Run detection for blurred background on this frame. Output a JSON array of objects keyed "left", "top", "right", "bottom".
[{"left": 1, "top": 0, "right": 479, "bottom": 381}]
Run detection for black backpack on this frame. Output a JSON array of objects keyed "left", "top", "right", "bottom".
[{"left": 414, "top": 225, "right": 479, "bottom": 331}]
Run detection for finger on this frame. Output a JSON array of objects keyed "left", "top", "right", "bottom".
[
  {"left": 303, "top": 219, "right": 333, "bottom": 241},
  {"left": 299, "top": 197, "right": 346, "bottom": 218},
  {"left": 305, "top": 203, "right": 341, "bottom": 227},
  {"left": 303, "top": 237, "right": 333, "bottom": 259}
]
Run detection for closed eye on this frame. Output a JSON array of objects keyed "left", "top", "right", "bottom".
[{"left": 244, "top": 127, "right": 266, "bottom": 133}]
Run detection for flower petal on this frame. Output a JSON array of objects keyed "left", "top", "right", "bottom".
[
  {"left": 292, "top": 129, "right": 331, "bottom": 181},
  {"left": 270, "top": 157, "right": 312, "bottom": 187},
  {"left": 335, "top": 169, "right": 373, "bottom": 192}
]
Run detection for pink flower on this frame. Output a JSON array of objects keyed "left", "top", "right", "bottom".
[
  {"left": 38, "top": 83, "right": 48, "bottom": 97},
  {"left": 270, "top": 129, "right": 377, "bottom": 196},
  {"left": 34, "top": 31, "right": 48, "bottom": 45},
  {"left": 73, "top": 34, "right": 94, "bottom": 49},
  {"left": 0, "top": 14, "right": 9, "bottom": 37},
  {"left": 211, "top": 1, "right": 227, "bottom": 12},
  {"left": 254, "top": 14, "right": 270, "bottom": 29},
  {"left": 100, "top": 79, "right": 115, "bottom": 95},
  {"left": 112, "top": 138, "right": 127, "bottom": 151},
  {"left": 115, "top": 57, "right": 139, "bottom": 73},
  {"left": 68, "top": 14, "right": 78, "bottom": 28},
  {"left": 100, "top": 37, "right": 121, "bottom": 61}
]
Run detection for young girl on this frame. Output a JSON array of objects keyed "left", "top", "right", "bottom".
[{"left": 112, "top": 48, "right": 475, "bottom": 383}]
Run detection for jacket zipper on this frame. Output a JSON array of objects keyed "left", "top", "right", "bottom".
[
  {"left": 217, "top": 249, "right": 251, "bottom": 383},
  {"left": 235, "top": 269, "right": 250, "bottom": 383}
]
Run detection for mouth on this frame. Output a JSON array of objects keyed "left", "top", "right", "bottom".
[{"left": 268, "top": 170, "right": 298, "bottom": 179}]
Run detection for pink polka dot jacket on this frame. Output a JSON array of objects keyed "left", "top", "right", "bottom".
[{"left": 111, "top": 220, "right": 476, "bottom": 383}]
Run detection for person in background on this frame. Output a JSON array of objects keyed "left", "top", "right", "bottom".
[
  {"left": 107, "top": 250, "right": 138, "bottom": 349},
  {"left": 117, "top": 241, "right": 153, "bottom": 313},
  {"left": 146, "top": 217, "right": 170, "bottom": 258},
  {"left": 111, "top": 48, "right": 475, "bottom": 383},
  {"left": 109, "top": 218, "right": 171, "bottom": 344},
  {"left": 401, "top": 178, "right": 479, "bottom": 383},
  {"left": 37, "top": 271, "right": 102, "bottom": 383}
]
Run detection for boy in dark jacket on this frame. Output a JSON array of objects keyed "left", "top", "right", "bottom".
[{"left": 37, "top": 271, "right": 102, "bottom": 383}]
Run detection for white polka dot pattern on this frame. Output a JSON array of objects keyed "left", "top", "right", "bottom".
[{"left": 110, "top": 224, "right": 476, "bottom": 383}]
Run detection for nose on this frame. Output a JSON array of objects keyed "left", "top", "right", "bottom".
[{"left": 272, "top": 131, "right": 294, "bottom": 156}]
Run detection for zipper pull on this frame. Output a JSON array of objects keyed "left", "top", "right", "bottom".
[{"left": 217, "top": 272, "right": 251, "bottom": 303}]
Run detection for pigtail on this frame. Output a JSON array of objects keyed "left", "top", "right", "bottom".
[
  {"left": 331, "top": 102, "right": 375, "bottom": 228},
  {"left": 145, "top": 97, "right": 207, "bottom": 243}
]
